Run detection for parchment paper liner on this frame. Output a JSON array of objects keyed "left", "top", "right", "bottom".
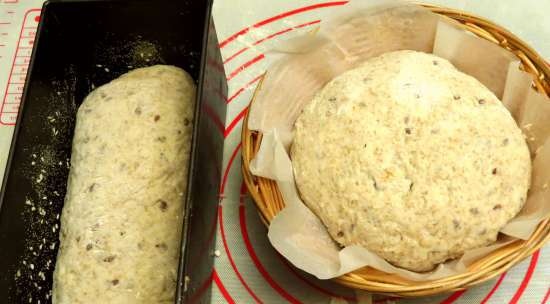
[{"left": 247, "top": 0, "right": 550, "bottom": 281}]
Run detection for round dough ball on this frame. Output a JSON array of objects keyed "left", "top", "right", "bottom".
[{"left": 291, "top": 50, "right": 531, "bottom": 272}]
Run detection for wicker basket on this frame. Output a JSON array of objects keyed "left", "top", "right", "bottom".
[{"left": 241, "top": 5, "right": 550, "bottom": 297}]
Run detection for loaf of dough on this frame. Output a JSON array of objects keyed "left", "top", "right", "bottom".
[
  {"left": 52, "top": 65, "right": 195, "bottom": 303},
  {"left": 291, "top": 50, "right": 531, "bottom": 272}
]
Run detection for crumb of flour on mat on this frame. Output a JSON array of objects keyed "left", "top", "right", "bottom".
[{"left": 184, "top": 275, "right": 191, "bottom": 292}]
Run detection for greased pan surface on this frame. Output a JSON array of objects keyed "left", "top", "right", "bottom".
[{"left": 0, "top": 0, "right": 226, "bottom": 303}]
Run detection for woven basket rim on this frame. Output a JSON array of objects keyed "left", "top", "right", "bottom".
[{"left": 241, "top": 4, "right": 550, "bottom": 297}]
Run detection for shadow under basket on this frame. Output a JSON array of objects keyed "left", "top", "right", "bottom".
[{"left": 241, "top": 5, "right": 550, "bottom": 297}]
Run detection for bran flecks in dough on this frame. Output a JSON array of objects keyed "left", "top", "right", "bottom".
[
  {"left": 53, "top": 65, "right": 195, "bottom": 303},
  {"left": 291, "top": 51, "right": 531, "bottom": 272}
]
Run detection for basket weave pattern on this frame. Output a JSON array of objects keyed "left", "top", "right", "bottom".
[{"left": 241, "top": 6, "right": 550, "bottom": 297}]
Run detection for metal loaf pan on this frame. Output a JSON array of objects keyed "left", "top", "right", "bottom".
[{"left": 0, "top": 0, "right": 226, "bottom": 303}]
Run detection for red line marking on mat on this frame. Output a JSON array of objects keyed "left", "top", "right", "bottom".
[
  {"left": 202, "top": 102, "right": 225, "bottom": 135},
  {"left": 223, "top": 47, "right": 249, "bottom": 65},
  {"left": 253, "top": 28, "right": 293, "bottom": 46},
  {"left": 217, "top": 145, "right": 263, "bottom": 303},
  {"left": 239, "top": 205, "right": 302, "bottom": 304},
  {"left": 215, "top": 87, "right": 227, "bottom": 103},
  {"left": 202, "top": 76, "right": 228, "bottom": 104},
  {"left": 213, "top": 269, "right": 237, "bottom": 304},
  {"left": 223, "top": 19, "right": 320, "bottom": 65},
  {"left": 220, "top": 143, "right": 242, "bottom": 195},
  {"left": 219, "top": 205, "right": 263, "bottom": 303},
  {"left": 206, "top": 57, "right": 225, "bottom": 74},
  {"left": 440, "top": 290, "right": 467, "bottom": 304},
  {"left": 219, "top": 1, "right": 348, "bottom": 48},
  {"left": 224, "top": 107, "right": 248, "bottom": 138},
  {"left": 188, "top": 271, "right": 214, "bottom": 304},
  {"left": 227, "top": 74, "right": 263, "bottom": 104},
  {"left": 509, "top": 250, "right": 540, "bottom": 304},
  {"left": 480, "top": 272, "right": 507, "bottom": 304},
  {"left": 0, "top": 9, "right": 40, "bottom": 126},
  {"left": 295, "top": 19, "right": 321, "bottom": 28},
  {"left": 541, "top": 287, "right": 550, "bottom": 304},
  {"left": 227, "top": 54, "right": 264, "bottom": 81}
]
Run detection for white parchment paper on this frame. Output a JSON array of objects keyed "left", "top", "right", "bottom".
[{"left": 247, "top": 0, "right": 550, "bottom": 281}]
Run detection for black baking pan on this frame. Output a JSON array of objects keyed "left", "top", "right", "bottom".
[{"left": 0, "top": 0, "right": 226, "bottom": 303}]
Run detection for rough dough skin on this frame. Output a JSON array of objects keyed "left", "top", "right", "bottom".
[
  {"left": 52, "top": 65, "right": 195, "bottom": 303},
  {"left": 291, "top": 51, "right": 531, "bottom": 272}
]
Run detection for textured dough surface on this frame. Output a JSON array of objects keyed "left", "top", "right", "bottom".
[
  {"left": 291, "top": 50, "right": 531, "bottom": 272},
  {"left": 53, "top": 65, "right": 195, "bottom": 303}
]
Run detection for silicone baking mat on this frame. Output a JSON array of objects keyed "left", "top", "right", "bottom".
[{"left": 0, "top": 0, "right": 548, "bottom": 303}]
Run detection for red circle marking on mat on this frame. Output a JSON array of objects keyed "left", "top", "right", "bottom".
[
  {"left": 480, "top": 272, "right": 507, "bottom": 304},
  {"left": 213, "top": 268, "right": 237, "bottom": 304},
  {"left": 219, "top": 205, "right": 263, "bottom": 303},
  {"left": 218, "top": 9, "right": 544, "bottom": 297},
  {"left": 440, "top": 290, "right": 467, "bottom": 304},
  {"left": 219, "top": 1, "right": 348, "bottom": 49},
  {"left": 239, "top": 204, "right": 303, "bottom": 303},
  {"left": 34, "top": 15, "right": 40, "bottom": 23},
  {"left": 509, "top": 250, "right": 540, "bottom": 304}
]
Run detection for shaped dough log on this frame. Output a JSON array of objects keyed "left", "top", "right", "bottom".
[{"left": 53, "top": 65, "right": 195, "bottom": 303}]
